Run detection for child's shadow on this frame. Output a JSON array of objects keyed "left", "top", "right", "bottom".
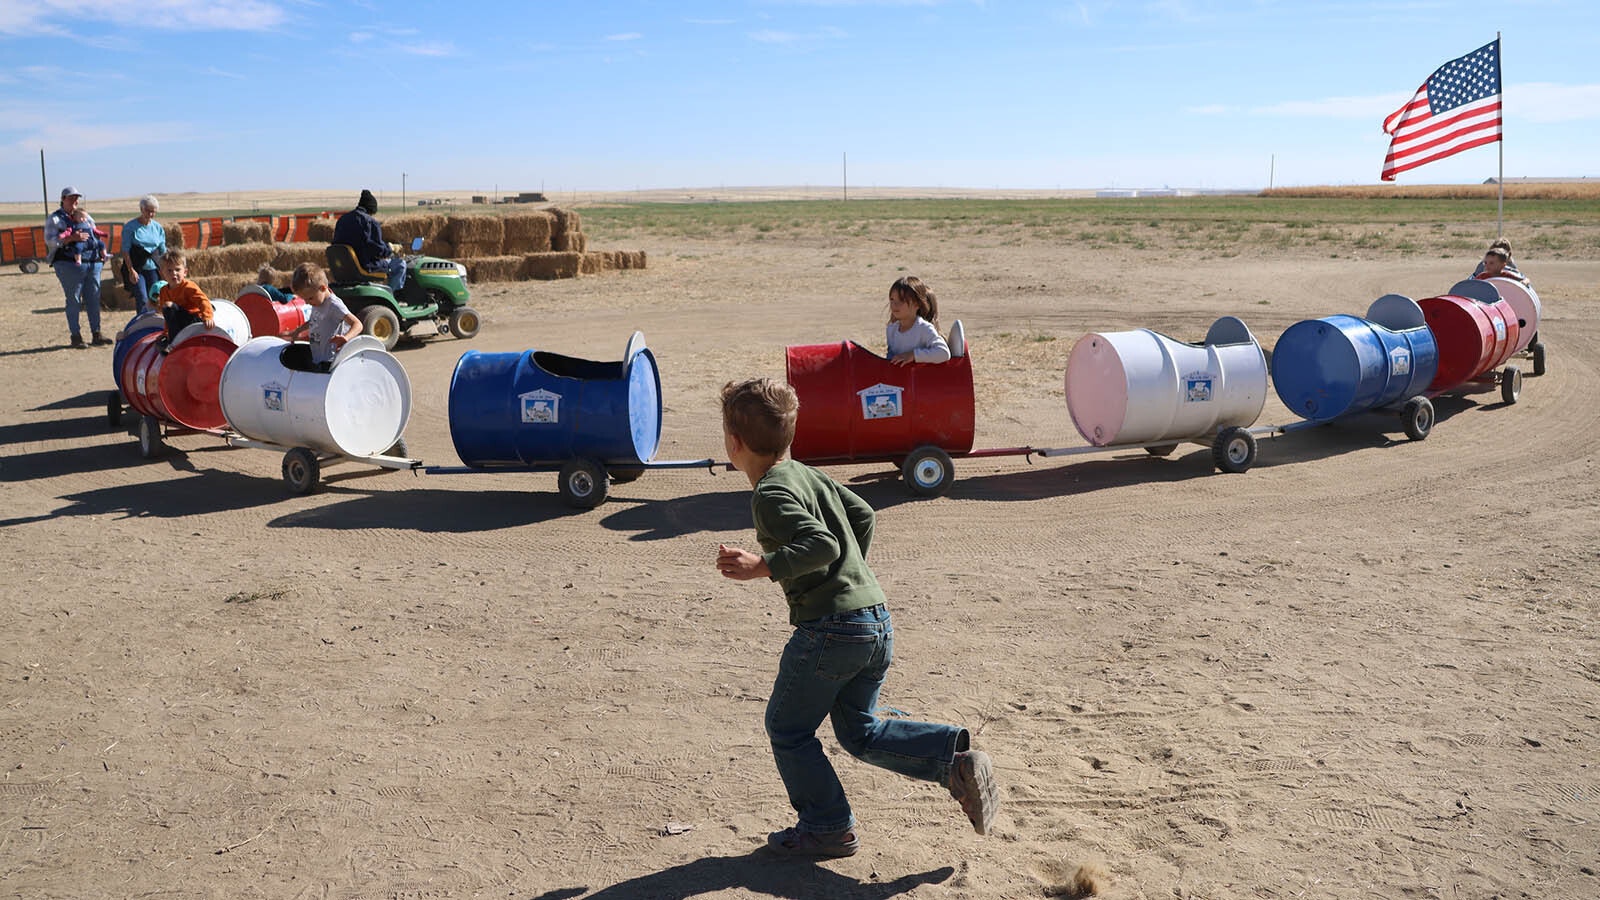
[{"left": 535, "top": 850, "right": 953, "bottom": 900}]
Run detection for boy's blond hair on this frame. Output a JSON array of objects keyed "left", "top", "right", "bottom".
[
  {"left": 291, "top": 262, "right": 329, "bottom": 292},
  {"left": 160, "top": 248, "right": 186, "bottom": 267},
  {"left": 721, "top": 378, "right": 798, "bottom": 456}
]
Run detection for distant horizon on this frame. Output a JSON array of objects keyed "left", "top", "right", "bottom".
[{"left": 4, "top": 3, "right": 1597, "bottom": 204}]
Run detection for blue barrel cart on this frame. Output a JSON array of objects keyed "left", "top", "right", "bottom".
[
  {"left": 425, "top": 332, "right": 713, "bottom": 508},
  {"left": 1269, "top": 294, "right": 1440, "bottom": 441}
]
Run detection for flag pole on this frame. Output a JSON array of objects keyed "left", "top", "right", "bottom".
[{"left": 1497, "top": 31, "right": 1504, "bottom": 238}]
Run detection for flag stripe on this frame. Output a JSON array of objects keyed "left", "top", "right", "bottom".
[
  {"left": 1386, "top": 99, "right": 1502, "bottom": 154},
  {"left": 1383, "top": 134, "right": 1503, "bottom": 179}
]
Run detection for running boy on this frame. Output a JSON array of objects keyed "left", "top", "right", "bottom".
[{"left": 715, "top": 377, "right": 999, "bottom": 858}]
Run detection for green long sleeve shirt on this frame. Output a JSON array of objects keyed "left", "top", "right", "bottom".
[{"left": 752, "top": 460, "right": 887, "bottom": 625}]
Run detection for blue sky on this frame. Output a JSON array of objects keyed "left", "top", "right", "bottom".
[{"left": 2, "top": 1, "right": 1596, "bottom": 202}]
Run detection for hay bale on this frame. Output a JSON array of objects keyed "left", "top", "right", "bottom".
[
  {"left": 454, "top": 239, "right": 505, "bottom": 258},
  {"left": 164, "top": 223, "right": 183, "bottom": 249},
  {"left": 554, "top": 231, "right": 588, "bottom": 253},
  {"left": 521, "top": 251, "right": 582, "bottom": 280},
  {"left": 445, "top": 215, "right": 504, "bottom": 256},
  {"left": 272, "top": 242, "right": 331, "bottom": 271},
  {"left": 421, "top": 236, "right": 455, "bottom": 259},
  {"left": 222, "top": 221, "right": 272, "bottom": 245},
  {"left": 579, "top": 252, "right": 604, "bottom": 275},
  {"left": 306, "top": 219, "right": 336, "bottom": 243},
  {"left": 382, "top": 213, "right": 445, "bottom": 245},
  {"left": 195, "top": 273, "right": 252, "bottom": 301},
  {"left": 100, "top": 276, "right": 128, "bottom": 310},
  {"left": 464, "top": 256, "right": 524, "bottom": 283},
  {"left": 501, "top": 212, "right": 554, "bottom": 254},
  {"left": 187, "top": 243, "right": 276, "bottom": 278}
]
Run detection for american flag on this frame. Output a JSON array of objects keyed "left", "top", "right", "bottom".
[{"left": 1381, "top": 40, "right": 1502, "bottom": 181}]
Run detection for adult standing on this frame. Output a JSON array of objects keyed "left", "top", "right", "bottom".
[
  {"left": 120, "top": 195, "right": 167, "bottom": 314},
  {"left": 44, "top": 186, "right": 107, "bottom": 349},
  {"left": 331, "top": 189, "right": 406, "bottom": 292}
]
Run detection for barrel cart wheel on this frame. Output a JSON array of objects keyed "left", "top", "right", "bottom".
[
  {"left": 1211, "top": 426, "right": 1257, "bottom": 474},
  {"left": 20, "top": 260, "right": 39, "bottom": 275},
  {"left": 901, "top": 445, "right": 954, "bottom": 497},
  {"left": 608, "top": 466, "right": 645, "bottom": 484},
  {"left": 137, "top": 415, "right": 164, "bottom": 459},
  {"left": 448, "top": 306, "right": 481, "bottom": 340},
  {"left": 559, "top": 459, "right": 610, "bottom": 509},
  {"left": 1144, "top": 443, "right": 1180, "bottom": 458},
  {"left": 107, "top": 390, "right": 124, "bottom": 428},
  {"left": 282, "top": 447, "right": 322, "bottom": 495},
  {"left": 385, "top": 436, "right": 408, "bottom": 457},
  {"left": 1531, "top": 341, "right": 1546, "bottom": 377},
  {"left": 1500, "top": 366, "right": 1522, "bottom": 405},
  {"left": 359, "top": 305, "right": 402, "bottom": 351},
  {"left": 1401, "top": 396, "right": 1434, "bottom": 441}
]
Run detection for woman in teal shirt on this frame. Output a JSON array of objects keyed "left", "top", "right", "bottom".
[{"left": 120, "top": 195, "right": 166, "bottom": 314}]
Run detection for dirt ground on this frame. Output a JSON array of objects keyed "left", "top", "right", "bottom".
[{"left": 2, "top": 194, "right": 1598, "bottom": 900}]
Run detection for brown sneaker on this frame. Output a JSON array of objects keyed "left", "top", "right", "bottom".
[
  {"left": 766, "top": 825, "right": 860, "bottom": 858},
  {"left": 949, "top": 750, "right": 999, "bottom": 835},
  {"left": 69, "top": 334, "right": 87, "bottom": 349},
  {"left": 91, "top": 331, "right": 112, "bottom": 346}
]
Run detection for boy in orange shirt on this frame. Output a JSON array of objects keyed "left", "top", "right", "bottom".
[{"left": 155, "top": 249, "right": 214, "bottom": 352}]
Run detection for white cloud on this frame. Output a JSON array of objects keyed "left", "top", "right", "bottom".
[
  {"left": 1250, "top": 83, "right": 1600, "bottom": 123},
  {"left": 605, "top": 32, "right": 642, "bottom": 41},
  {"left": 0, "top": 0, "right": 287, "bottom": 35},
  {"left": 1513, "top": 83, "right": 1600, "bottom": 123},
  {"left": 395, "top": 41, "right": 455, "bottom": 57}
]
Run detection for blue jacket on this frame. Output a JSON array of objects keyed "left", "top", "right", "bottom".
[{"left": 331, "top": 207, "right": 390, "bottom": 267}]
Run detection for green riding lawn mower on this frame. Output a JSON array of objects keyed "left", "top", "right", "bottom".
[{"left": 325, "top": 238, "right": 479, "bottom": 351}]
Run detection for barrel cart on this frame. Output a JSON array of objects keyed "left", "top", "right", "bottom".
[
  {"left": 108, "top": 299, "right": 253, "bottom": 457},
  {"left": 1418, "top": 286, "right": 1525, "bottom": 405},
  {"left": 217, "top": 336, "right": 419, "bottom": 494},
  {"left": 106, "top": 296, "right": 249, "bottom": 429},
  {"left": 234, "top": 285, "right": 311, "bottom": 343},
  {"left": 423, "top": 332, "right": 712, "bottom": 508},
  {"left": 1269, "top": 295, "right": 1440, "bottom": 441},
  {"left": 1446, "top": 277, "right": 1545, "bottom": 377},
  {"left": 785, "top": 321, "right": 1032, "bottom": 497},
  {"left": 1037, "top": 316, "right": 1273, "bottom": 473}
]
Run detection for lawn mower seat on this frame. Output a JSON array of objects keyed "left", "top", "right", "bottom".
[{"left": 325, "top": 243, "right": 389, "bottom": 286}]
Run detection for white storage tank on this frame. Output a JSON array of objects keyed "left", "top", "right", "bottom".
[
  {"left": 219, "top": 336, "right": 411, "bottom": 458},
  {"left": 1065, "top": 316, "right": 1268, "bottom": 447}
]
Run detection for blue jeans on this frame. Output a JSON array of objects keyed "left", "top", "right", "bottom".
[
  {"left": 130, "top": 267, "right": 160, "bottom": 313},
  {"left": 373, "top": 256, "right": 407, "bottom": 293},
  {"left": 764, "top": 604, "right": 967, "bottom": 835},
  {"left": 54, "top": 259, "right": 102, "bottom": 337}
]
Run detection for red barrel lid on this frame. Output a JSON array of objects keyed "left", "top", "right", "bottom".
[{"left": 159, "top": 333, "right": 237, "bottom": 430}]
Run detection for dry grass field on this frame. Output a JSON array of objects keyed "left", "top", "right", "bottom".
[{"left": 2, "top": 189, "right": 1598, "bottom": 900}]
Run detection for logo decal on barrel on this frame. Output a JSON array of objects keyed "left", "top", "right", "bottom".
[
  {"left": 858, "top": 383, "right": 904, "bottom": 420},
  {"left": 1183, "top": 371, "right": 1214, "bottom": 402},
  {"left": 1493, "top": 318, "right": 1506, "bottom": 340},
  {"left": 261, "top": 381, "right": 285, "bottom": 412},
  {"left": 1390, "top": 347, "right": 1411, "bottom": 375},
  {"left": 520, "top": 388, "right": 561, "bottom": 424}
]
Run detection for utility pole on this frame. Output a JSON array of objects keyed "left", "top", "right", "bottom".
[
  {"left": 402, "top": 173, "right": 407, "bottom": 209},
  {"left": 843, "top": 152, "right": 848, "bottom": 201}
]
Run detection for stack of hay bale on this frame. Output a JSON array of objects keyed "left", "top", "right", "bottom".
[
  {"left": 380, "top": 210, "right": 646, "bottom": 283},
  {"left": 101, "top": 207, "right": 643, "bottom": 309}
]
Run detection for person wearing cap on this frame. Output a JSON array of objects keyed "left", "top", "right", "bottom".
[
  {"left": 331, "top": 189, "right": 407, "bottom": 293},
  {"left": 44, "top": 186, "right": 108, "bottom": 349}
]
